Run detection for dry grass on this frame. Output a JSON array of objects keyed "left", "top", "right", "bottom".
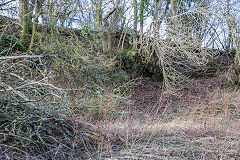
[{"left": 93, "top": 76, "right": 240, "bottom": 160}]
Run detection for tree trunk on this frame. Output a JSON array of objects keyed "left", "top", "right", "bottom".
[
  {"left": 120, "top": 16, "right": 126, "bottom": 32},
  {"left": 226, "top": 0, "right": 233, "bottom": 50},
  {"left": 133, "top": 0, "right": 138, "bottom": 50},
  {"left": 20, "top": 0, "right": 32, "bottom": 48},
  {"left": 170, "top": 0, "right": 176, "bottom": 16},
  {"left": 20, "top": 0, "right": 44, "bottom": 49},
  {"left": 139, "top": 0, "right": 144, "bottom": 54},
  {"left": 102, "top": 0, "right": 118, "bottom": 52},
  {"left": 107, "top": 31, "right": 112, "bottom": 52},
  {"left": 153, "top": 0, "right": 169, "bottom": 39},
  {"left": 28, "top": 11, "right": 48, "bottom": 52},
  {"left": 96, "top": 0, "right": 102, "bottom": 30},
  {"left": 153, "top": 0, "right": 159, "bottom": 38},
  {"left": 166, "top": 0, "right": 176, "bottom": 42},
  {"left": 95, "top": 0, "right": 106, "bottom": 52},
  {"left": 19, "top": 0, "right": 23, "bottom": 24},
  {"left": 234, "top": 36, "right": 240, "bottom": 87}
]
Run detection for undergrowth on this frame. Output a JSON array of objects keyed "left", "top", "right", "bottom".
[
  {"left": 34, "top": 28, "right": 132, "bottom": 120},
  {"left": 0, "top": 23, "right": 131, "bottom": 158},
  {"left": 0, "top": 58, "right": 103, "bottom": 159}
]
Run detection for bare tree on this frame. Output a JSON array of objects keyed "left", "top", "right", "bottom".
[
  {"left": 19, "top": 0, "right": 32, "bottom": 47},
  {"left": 95, "top": 0, "right": 102, "bottom": 30},
  {"left": 153, "top": 0, "right": 170, "bottom": 38},
  {"left": 102, "top": 0, "right": 120, "bottom": 52},
  {"left": 141, "top": 0, "right": 229, "bottom": 90},
  {"left": 226, "top": 0, "right": 233, "bottom": 50},
  {"left": 19, "top": 0, "right": 23, "bottom": 23},
  {"left": 133, "top": 0, "right": 138, "bottom": 49},
  {"left": 139, "top": 0, "right": 144, "bottom": 53}
]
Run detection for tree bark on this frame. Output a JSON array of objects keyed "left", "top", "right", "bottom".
[
  {"left": 133, "top": 0, "right": 138, "bottom": 50},
  {"left": 153, "top": 0, "right": 159, "bottom": 36},
  {"left": 28, "top": 11, "right": 48, "bottom": 52},
  {"left": 96, "top": 0, "right": 102, "bottom": 30},
  {"left": 19, "top": 0, "right": 23, "bottom": 24},
  {"left": 120, "top": 16, "right": 126, "bottom": 32},
  {"left": 20, "top": 0, "right": 32, "bottom": 48},
  {"left": 102, "top": 0, "right": 118, "bottom": 52},
  {"left": 153, "top": 0, "right": 169, "bottom": 39},
  {"left": 95, "top": 0, "right": 106, "bottom": 52},
  {"left": 226, "top": 0, "right": 233, "bottom": 50},
  {"left": 139, "top": 0, "right": 144, "bottom": 54},
  {"left": 234, "top": 37, "right": 240, "bottom": 87},
  {"left": 166, "top": 0, "right": 176, "bottom": 42},
  {"left": 170, "top": 0, "right": 176, "bottom": 16}
]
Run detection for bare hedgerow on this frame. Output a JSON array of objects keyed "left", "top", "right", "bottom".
[
  {"left": 0, "top": 45, "right": 118, "bottom": 158},
  {"left": 35, "top": 28, "right": 132, "bottom": 120},
  {"left": 0, "top": 20, "right": 118, "bottom": 159},
  {"left": 140, "top": 0, "right": 239, "bottom": 91}
]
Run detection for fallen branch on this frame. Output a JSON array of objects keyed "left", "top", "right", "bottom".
[{"left": 0, "top": 54, "right": 58, "bottom": 60}]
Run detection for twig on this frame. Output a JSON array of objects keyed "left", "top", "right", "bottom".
[{"left": 0, "top": 54, "right": 58, "bottom": 60}]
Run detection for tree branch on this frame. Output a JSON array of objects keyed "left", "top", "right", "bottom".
[{"left": 103, "top": 7, "right": 116, "bottom": 28}]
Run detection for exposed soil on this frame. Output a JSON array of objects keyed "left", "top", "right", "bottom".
[
  {"left": 96, "top": 70, "right": 240, "bottom": 159},
  {"left": 129, "top": 52, "right": 235, "bottom": 116},
  {"left": 128, "top": 72, "right": 230, "bottom": 114}
]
